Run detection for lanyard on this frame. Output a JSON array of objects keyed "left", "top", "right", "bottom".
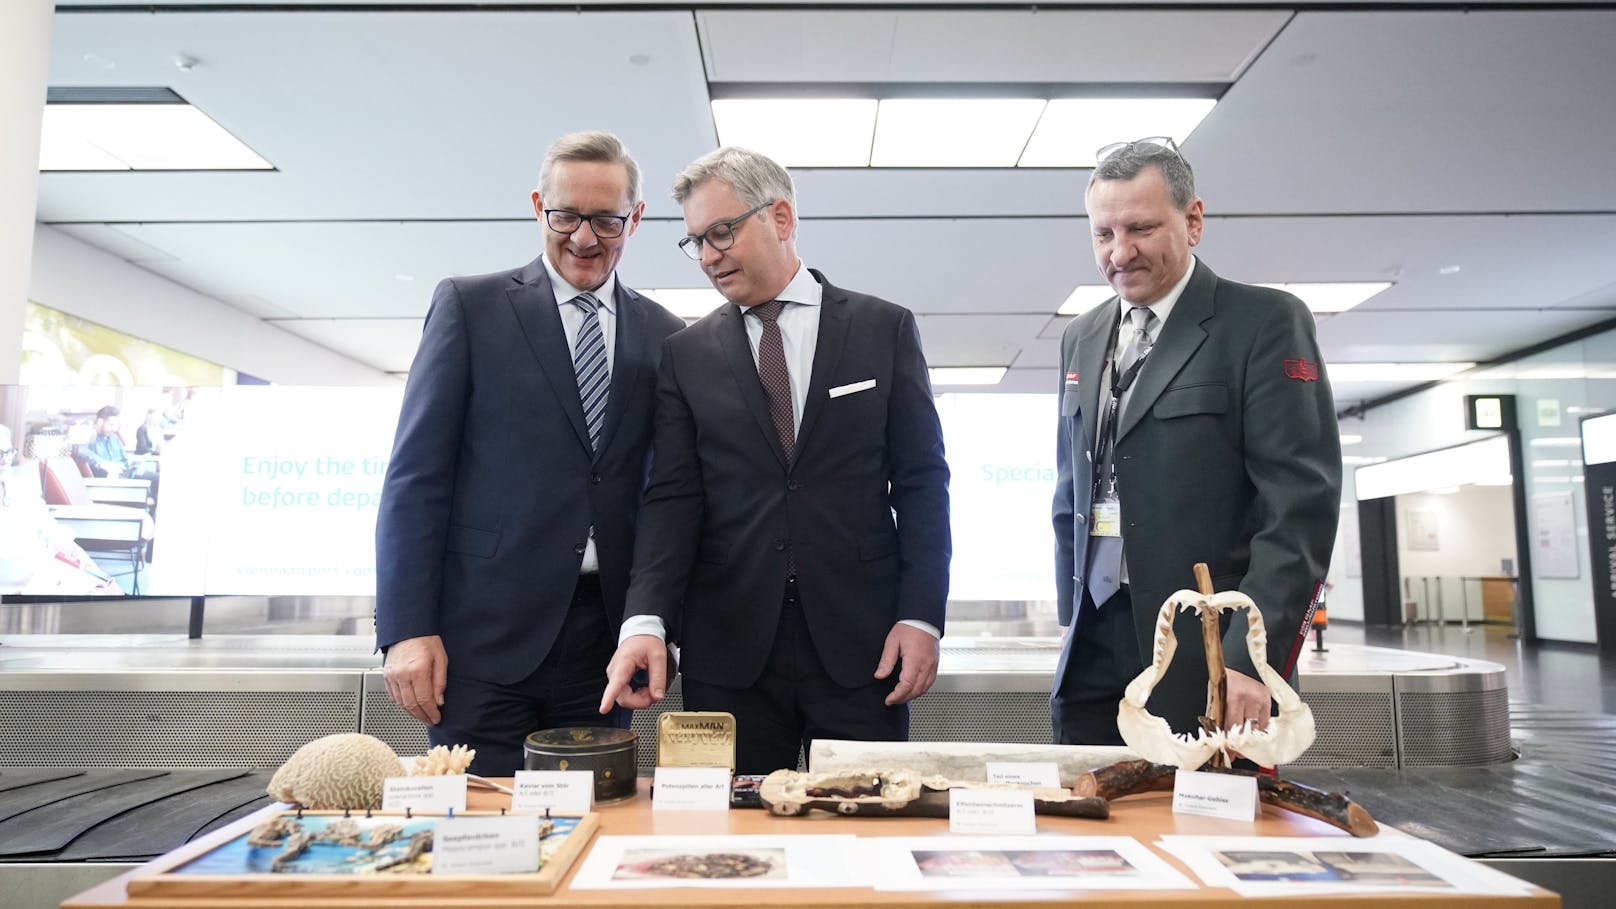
[{"left": 1091, "top": 345, "right": 1152, "bottom": 500}]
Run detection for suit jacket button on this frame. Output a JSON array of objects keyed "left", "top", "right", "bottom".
[
  {"left": 591, "top": 473, "right": 602, "bottom": 485},
  {"left": 574, "top": 542, "right": 587, "bottom": 555},
  {"left": 773, "top": 538, "right": 786, "bottom": 551},
  {"left": 787, "top": 481, "right": 801, "bottom": 491}
]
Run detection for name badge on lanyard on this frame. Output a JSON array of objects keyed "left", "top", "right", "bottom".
[{"left": 1091, "top": 497, "right": 1122, "bottom": 537}]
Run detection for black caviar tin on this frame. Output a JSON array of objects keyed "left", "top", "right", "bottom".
[{"left": 523, "top": 726, "right": 638, "bottom": 803}]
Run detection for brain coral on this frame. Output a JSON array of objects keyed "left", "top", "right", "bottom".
[{"left": 267, "top": 733, "right": 401, "bottom": 809}]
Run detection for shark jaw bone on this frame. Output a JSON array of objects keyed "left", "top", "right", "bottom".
[{"left": 1116, "top": 590, "right": 1316, "bottom": 769}]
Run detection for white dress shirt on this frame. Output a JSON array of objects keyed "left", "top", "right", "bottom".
[{"left": 543, "top": 254, "right": 618, "bottom": 574}]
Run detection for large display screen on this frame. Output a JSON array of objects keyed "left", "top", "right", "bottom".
[{"left": 2, "top": 385, "right": 1059, "bottom": 602}]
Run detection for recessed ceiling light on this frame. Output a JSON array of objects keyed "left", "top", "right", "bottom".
[
  {"left": 1338, "top": 434, "right": 1363, "bottom": 446},
  {"left": 1057, "top": 285, "right": 1114, "bottom": 315},
  {"left": 930, "top": 367, "right": 1007, "bottom": 386},
  {"left": 1258, "top": 282, "right": 1392, "bottom": 313},
  {"left": 711, "top": 98, "right": 877, "bottom": 167},
  {"left": 871, "top": 99, "right": 1046, "bottom": 168},
  {"left": 1529, "top": 437, "right": 1583, "bottom": 448},
  {"left": 1018, "top": 98, "right": 1216, "bottom": 168},
  {"left": 642, "top": 288, "right": 728, "bottom": 319},
  {"left": 39, "top": 95, "right": 272, "bottom": 171},
  {"left": 1439, "top": 264, "right": 1462, "bottom": 275},
  {"left": 1325, "top": 362, "right": 1475, "bottom": 383}
]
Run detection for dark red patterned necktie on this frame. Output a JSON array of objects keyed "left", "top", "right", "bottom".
[{"left": 749, "top": 300, "right": 795, "bottom": 462}]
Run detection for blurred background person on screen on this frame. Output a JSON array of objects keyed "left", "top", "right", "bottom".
[{"left": 375, "top": 131, "right": 684, "bottom": 775}]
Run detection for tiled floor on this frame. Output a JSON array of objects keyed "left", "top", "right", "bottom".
[{"left": 1323, "top": 620, "right": 1616, "bottom": 714}]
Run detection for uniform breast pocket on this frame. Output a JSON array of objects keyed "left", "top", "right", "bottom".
[{"left": 1153, "top": 383, "right": 1228, "bottom": 420}]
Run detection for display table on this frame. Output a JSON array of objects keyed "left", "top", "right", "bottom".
[{"left": 61, "top": 778, "right": 1560, "bottom": 908}]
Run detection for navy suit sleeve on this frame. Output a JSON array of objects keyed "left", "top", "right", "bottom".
[
  {"left": 623, "top": 336, "right": 703, "bottom": 634},
  {"left": 886, "top": 308, "right": 951, "bottom": 631},
  {"left": 374, "top": 278, "right": 472, "bottom": 650},
  {"left": 1225, "top": 293, "right": 1342, "bottom": 678}
]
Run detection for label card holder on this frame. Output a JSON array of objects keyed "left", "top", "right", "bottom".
[
  {"left": 1171, "top": 769, "right": 1258, "bottom": 822},
  {"left": 948, "top": 788, "right": 1036, "bottom": 836},
  {"left": 382, "top": 774, "right": 468, "bottom": 813}
]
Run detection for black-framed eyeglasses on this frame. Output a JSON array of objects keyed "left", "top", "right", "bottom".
[
  {"left": 1095, "top": 136, "right": 1180, "bottom": 164},
  {"left": 677, "top": 201, "right": 772, "bottom": 260},
  {"left": 542, "top": 209, "right": 632, "bottom": 239}
]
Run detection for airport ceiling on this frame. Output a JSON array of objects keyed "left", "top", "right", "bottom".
[{"left": 37, "top": 2, "right": 1616, "bottom": 407}]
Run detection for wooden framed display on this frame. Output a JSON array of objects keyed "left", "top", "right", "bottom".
[{"left": 126, "top": 810, "right": 598, "bottom": 899}]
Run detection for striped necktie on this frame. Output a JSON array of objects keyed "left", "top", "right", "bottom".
[{"left": 571, "top": 292, "right": 609, "bottom": 451}]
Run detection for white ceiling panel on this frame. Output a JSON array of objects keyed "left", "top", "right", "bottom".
[
  {"left": 1318, "top": 308, "right": 1603, "bottom": 363},
  {"left": 41, "top": 10, "right": 716, "bottom": 222},
  {"left": 1186, "top": 10, "right": 1616, "bottom": 214},
  {"left": 913, "top": 314, "right": 1051, "bottom": 368},
  {"left": 271, "top": 318, "right": 425, "bottom": 376},
  {"left": 698, "top": 10, "right": 1289, "bottom": 83},
  {"left": 30, "top": 6, "right": 1616, "bottom": 408}
]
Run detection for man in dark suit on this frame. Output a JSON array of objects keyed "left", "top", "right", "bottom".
[
  {"left": 1050, "top": 138, "right": 1341, "bottom": 746},
  {"left": 375, "top": 132, "right": 685, "bottom": 774},
  {"left": 599, "top": 147, "right": 951, "bottom": 774}
]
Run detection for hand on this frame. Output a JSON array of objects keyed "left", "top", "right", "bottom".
[
  {"left": 600, "top": 635, "right": 669, "bottom": 712},
  {"left": 383, "top": 635, "right": 448, "bottom": 725},
  {"left": 1059, "top": 624, "right": 1070, "bottom": 643},
  {"left": 874, "top": 623, "right": 940, "bottom": 706},
  {"left": 1222, "top": 668, "right": 1272, "bottom": 733}
]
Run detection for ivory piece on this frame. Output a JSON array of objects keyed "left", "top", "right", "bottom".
[{"left": 808, "top": 739, "right": 1138, "bottom": 789}]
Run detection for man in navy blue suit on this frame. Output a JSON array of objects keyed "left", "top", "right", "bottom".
[{"left": 375, "top": 132, "right": 684, "bottom": 774}]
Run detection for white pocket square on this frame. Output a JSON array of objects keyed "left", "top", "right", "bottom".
[{"left": 829, "top": 378, "right": 877, "bottom": 398}]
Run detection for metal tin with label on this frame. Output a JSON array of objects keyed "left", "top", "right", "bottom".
[
  {"left": 523, "top": 726, "right": 637, "bottom": 803},
  {"left": 655, "top": 711, "right": 737, "bottom": 770}
]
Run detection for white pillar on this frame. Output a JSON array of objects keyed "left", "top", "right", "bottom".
[{"left": 0, "top": 1, "right": 53, "bottom": 384}]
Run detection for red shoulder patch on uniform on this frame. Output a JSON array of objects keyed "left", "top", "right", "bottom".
[{"left": 1284, "top": 358, "right": 1320, "bottom": 381}]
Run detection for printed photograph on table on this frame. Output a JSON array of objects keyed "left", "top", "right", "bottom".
[
  {"left": 913, "top": 848, "right": 1137, "bottom": 879},
  {"left": 128, "top": 811, "right": 598, "bottom": 899},
  {"left": 613, "top": 848, "right": 787, "bottom": 881},
  {"left": 569, "top": 835, "right": 861, "bottom": 889},
  {"left": 1157, "top": 835, "right": 1536, "bottom": 897},
  {"left": 868, "top": 836, "right": 1194, "bottom": 891}
]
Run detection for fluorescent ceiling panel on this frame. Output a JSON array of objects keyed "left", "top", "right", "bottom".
[
  {"left": 40, "top": 104, "right": 272, "bottom": 171},
  {"left": 711, "top": 98, "right": 878, "bottom": 167},
  {"left": 1259, "top": 282, "right": 1393, "bottom": 313},
  {"left": 1018, "top": 98, "right": 1216, "bottom": 167},
  {"left": 643, "top": 288, "right": 728, "bottom": 319},
  {"left": 1326, "top": 362, "right": 1474, "bottom": 383},
  {"left": 1584, "top": 413, "right": 1616, "bottom": 466},
  {"left": 872, "top": 99, "right": 1046, "bottom": 168},
  {"left": 1354, "top": 435, "right": 1509, "bottom": 500},
  {"left": 1058, "top": 285, "right": 1114, "bottom": 315},
  {"left": 931, "top": 367, "right": 1007, "bottom": 386}
]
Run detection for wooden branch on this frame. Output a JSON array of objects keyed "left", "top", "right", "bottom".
[
  {"left": 1193, "top": 562, "right": 1227, "bottom": 769},
  {"left": 1073, "top": 760, "right": 1379, "bottom": 837}
]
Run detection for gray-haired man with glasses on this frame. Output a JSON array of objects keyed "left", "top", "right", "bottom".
[
  {"left": 600, "top": 146, "right": 952, "bottom": 775},
  {"left": 1050, "top": 137, "right": 1341, "bottom": 747},
  {"left": 376, "top": 131, "right": 684, "bottom": 774}
]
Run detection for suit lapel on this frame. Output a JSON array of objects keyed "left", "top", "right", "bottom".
[
  {"left": 594, "top": 283, "right": 644, "bottom": 457},
  {"left": 717, "top": 303, "right": 791, "bottom": 470},
  {"left": 507, "top": 258, "right": 592, "bottom": 455},
  {"left": 1077, "top": 305, "right": 1117, "bottom": 457},
  {"left": 1117, "top": 261, "right": 1215, "bottom": 442},
  {"left": 794, "top": 272, "right": 849, "bottom": 454}
]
